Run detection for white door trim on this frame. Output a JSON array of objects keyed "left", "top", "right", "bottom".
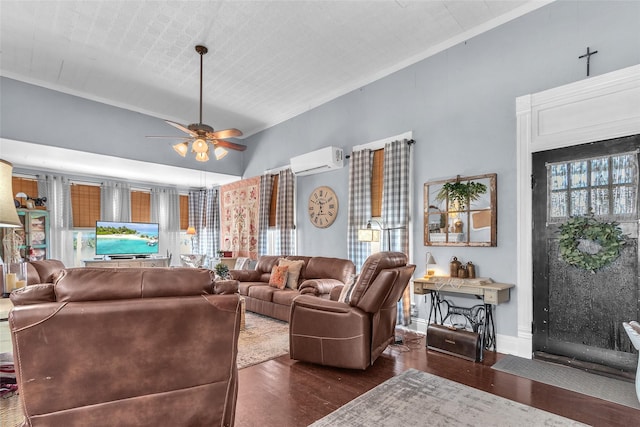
[{"left": 515, "top": 64, "right": 640, "bottom": 358}]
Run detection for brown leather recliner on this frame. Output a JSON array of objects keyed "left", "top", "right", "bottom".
[
  {"left": 289, "top": 252, "right": 416, "bottom": 370},
  {"left": 10, "top": 268, "right": 241, "bottom": 426}
]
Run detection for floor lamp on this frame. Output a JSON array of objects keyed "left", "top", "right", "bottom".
[
  {"left": 0, "top": 160, "right": 23, "bottom": 297},
  {"left": 358, "top": 218, "right": 408, "bottom": 344},
  {"left": 358, "top": 219, "right": 405, "bottom": 252}
]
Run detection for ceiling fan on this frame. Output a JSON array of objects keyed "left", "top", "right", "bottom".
[{"left": 147, "top": 45, "right": 245, "bottom": 162}]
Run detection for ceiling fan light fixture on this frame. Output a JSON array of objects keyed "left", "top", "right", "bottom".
[
  {"left": 172, "top": 141, "right": 189, "bottom": 157},
  {"left": 195, "top": 151, "right": 209, "bottom": 162},
  {"left": 192, "top": 137, "right": 208, "bottom": 153},
  {"left": 214, "top": 147, "right": 228, "bottom": 160}
]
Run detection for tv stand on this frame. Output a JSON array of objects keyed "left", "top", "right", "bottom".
[{"left": 83, "top": 257, "right": 170, "bottom": 268}]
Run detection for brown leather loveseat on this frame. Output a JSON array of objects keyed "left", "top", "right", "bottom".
[
  {"left": 9, "top": 267, "right": 241, "bottom": 426},
  {"left": 229, "top": 255, "right": 355, "bottom": 322}
]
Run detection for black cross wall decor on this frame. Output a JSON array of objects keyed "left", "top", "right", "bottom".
[{"left": 578, "top": 47, "right": 598, "bottom": 77}]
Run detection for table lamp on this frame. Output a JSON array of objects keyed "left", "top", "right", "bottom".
[{"left": 424, "top": 252, "right": 437, "bottom": 278}]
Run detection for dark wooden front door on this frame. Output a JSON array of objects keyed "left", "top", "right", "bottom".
[{"left": 532, "top": 134, "right": 640, "bottom": 375}]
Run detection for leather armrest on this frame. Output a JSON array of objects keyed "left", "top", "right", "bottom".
[
  {"left": 291, "top": 294, "right": 351, "bottom": 314},
  {"left": 10, "top": 283, "right": 56, "bottom": 305},
  {"left": 298, "top": 279, "right": 344, "bottom": 297},
  {"left": 329, "top": 285, "right": 343, "bottom": 301},
  {"left": 229, "top": 270, "right": 262, "bottom": 282},
  {"left": 213, "top": 279, "right": 239, "bottom": 295}
]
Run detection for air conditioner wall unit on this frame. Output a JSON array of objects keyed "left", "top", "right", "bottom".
[{"left": 290, "top": 146, "right": 344, "bottom": 176}]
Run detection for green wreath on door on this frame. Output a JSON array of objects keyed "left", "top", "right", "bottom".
[{"left": 558, "top": 214, "right": 625, "bottom": 273}]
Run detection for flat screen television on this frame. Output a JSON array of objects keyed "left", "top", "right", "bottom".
[{"left": 95, "top": 221, "right": 159, "bottom": 257}]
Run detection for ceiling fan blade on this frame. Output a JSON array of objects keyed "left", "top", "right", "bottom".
[
  {"left": 165, "top": 120, "right": 197, "bottom": 137},
  {"left": 207, "top": 128, "right": 243, "bottom": 139},
  {"left": 146, "top": 135, "right": 195, "bottom": 140},
  {"left": 213, "top": 139, "right": 247, "bottom": 152}
]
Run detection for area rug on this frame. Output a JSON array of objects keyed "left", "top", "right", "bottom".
[
  {"left": 0, "top": 311, "right": 289, "bottom": 427},
  {"left": 492, "top": 354, "right": 640, "bottom": 410},
  {"left": 237, "top": 311, "right": 289, "bottom": 369},
  {"left": 310, "top": 368, "right": 587, "bottom": 427}
]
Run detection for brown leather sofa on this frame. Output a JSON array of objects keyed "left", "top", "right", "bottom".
[
  {"left": 9, "top": 267, "right": 241, "bottom": 426},
  {"left": 289, "top": 252, "right": 416, "bottom": 370},
  {"left": 229, "top": 255, "right": 355, "bottom": 322}
]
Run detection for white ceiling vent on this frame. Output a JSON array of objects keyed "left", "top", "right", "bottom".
[{"left": 290, "top": 146, "right": 344, "bottom": 176}]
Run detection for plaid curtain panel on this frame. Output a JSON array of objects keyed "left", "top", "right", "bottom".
[
  {"left": 204, "top": 188, "right": 220, "bottom": 258},
  {"left": 258, "top": 174, "right": 274, "bottom": 256},
  {"left": 382, "top": 139, "right": 412, "bottom": 325},
  {"left": 150, "top": 187, "right": 181, "bottom": 262},
  {"left": 347, "top": 149, "right": 373, "bottom": 272},
  {"left": 188, "top": 188, "right": 220, "bottom": 258},
  {"left": 188, "top": 190, "right": 207, "bottom": 254},
  {"left": 276, "top": 169, "right": 295, "bottom": 255}
]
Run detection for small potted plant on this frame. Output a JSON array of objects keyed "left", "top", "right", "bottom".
[
  {"left": 436, "top": 178, "right": 487, "bottom": 211},
  {"left": 214, "top": 262, "right": 229, "bottom": 279}
]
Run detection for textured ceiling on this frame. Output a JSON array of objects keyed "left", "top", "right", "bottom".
[{"left": 0, "top": 1, "right": 548, "bottom": 139}]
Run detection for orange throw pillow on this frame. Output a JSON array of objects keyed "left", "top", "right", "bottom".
[{"left": 269, "top": 265, "right": 289, "bottom": 289}]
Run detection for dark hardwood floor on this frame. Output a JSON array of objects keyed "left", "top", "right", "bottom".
[{"left": 236, "top": 332, "right": 639, "bottom": 427}]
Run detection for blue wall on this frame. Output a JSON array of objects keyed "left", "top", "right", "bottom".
[{"left": 241, "top": 1, "right": 640, "bottom": 335}]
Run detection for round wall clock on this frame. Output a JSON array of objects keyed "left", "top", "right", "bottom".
[{"left": 308, "top": 186, "right": 338, "bottom": 228}]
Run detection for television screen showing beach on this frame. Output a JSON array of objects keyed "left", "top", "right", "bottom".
[{"left": 95, "top": 222, "right": 159, "bottom": 255}]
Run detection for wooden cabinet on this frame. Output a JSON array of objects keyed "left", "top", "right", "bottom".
[{"left": 83, "top": 257, "right": 170, "bottom": 268}]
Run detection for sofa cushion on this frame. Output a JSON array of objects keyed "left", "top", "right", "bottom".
[
  {"left": 278, "top": 259, "right": 305, "bottom": 289},
  {"left": 248, "top": 285, "right": 277, "bottom": 302},
  {"left": 238, "top": 281, "right": 267, "bottom": 296},
  {"left": 269, "top": 265, "right": 289, "bottom": 289},
  {"left": 338, "top": 274, "right": 358, "bottom": 303},
  {"left": 272, "top": 289, "right": 299, "bottom": 306}
]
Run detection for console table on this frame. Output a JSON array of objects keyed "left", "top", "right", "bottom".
[
  {"left": 413, "top": 277, "right": 514, "bottom": 355},
  {"left": 83, "top": 257, "right": 170, "bottom": 268}
]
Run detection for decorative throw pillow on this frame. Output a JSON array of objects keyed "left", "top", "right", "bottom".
[
  {"left": 278, "top": 259, "right": 305, "bottom": 289},
  {"left": 338, "top": 274, "right": 358, "bottom": 304},
  {"left": 269, "top": 265, "right": 289, "bottom": 289}
]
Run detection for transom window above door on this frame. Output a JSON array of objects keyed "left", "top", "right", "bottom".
[{"left": 547, "top": 151, "right": 638, "bottom": 223}]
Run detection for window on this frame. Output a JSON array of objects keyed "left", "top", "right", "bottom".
[
  {"left": 371, "top": 149, "right": 384, "bottom": 218},
  {"left": 12, "top": 177, "right": 38, "bottom": 203},
  {"left": 547, "top": 152, "right": 638, "bottom": 222},
  {"left": 71, "top": 183, "right": 100, "bottom": 227},
  {"left": 131, "top": 190, "right": 150, "bottom": 223},
  {"left": 179, "top": 194, "right": 189, "bottom": 230}
]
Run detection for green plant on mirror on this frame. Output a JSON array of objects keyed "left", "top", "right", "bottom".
[
  {"left": 436, "top": 178, "right": 487, "bottom": 211},
  {"left": 214, "top": 262, "right": 230, "bottom": 279}
]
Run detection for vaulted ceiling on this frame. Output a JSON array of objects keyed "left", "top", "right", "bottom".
[{"left": 1, "top": 1, "right": 549, "bottom": 141}]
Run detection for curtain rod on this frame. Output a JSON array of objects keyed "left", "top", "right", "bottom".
[{"left": 345, "top": 139, "right": 415, "bottom": 159}]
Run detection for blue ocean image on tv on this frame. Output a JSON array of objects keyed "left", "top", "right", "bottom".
[{"left": 95, "top": 221, "right": 159, "bottom": 255}]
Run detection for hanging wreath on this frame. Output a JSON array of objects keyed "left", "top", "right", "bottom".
[{"left": 558, "top": 215, "right": 625, "bottom": 273}]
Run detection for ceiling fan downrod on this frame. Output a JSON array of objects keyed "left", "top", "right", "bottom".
[{"left": 195, "top": 45, "right": 208, "bottom": 126}]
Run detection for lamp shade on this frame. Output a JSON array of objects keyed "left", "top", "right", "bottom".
[
  {"left": 0, "top": 160, "right": 22, "bottom": 227},
  {"left": 426, "top": 253, "right": 436, "bottom": 265},
  {"left": 214, "top": 147, "right": 228, "bottom": 160},
  {"left": 173, "top": 142, "right": 189, "bottom": 157},
  {"left": 357, "top": 228, "right": 380, "bottom": 242},
  {"left": 186, "top": 226, "right": 196, "bottom": 235}
]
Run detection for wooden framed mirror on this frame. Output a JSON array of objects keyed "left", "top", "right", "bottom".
[{"left": 424, "top": 173, "right": 497, "bottom": 247}]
